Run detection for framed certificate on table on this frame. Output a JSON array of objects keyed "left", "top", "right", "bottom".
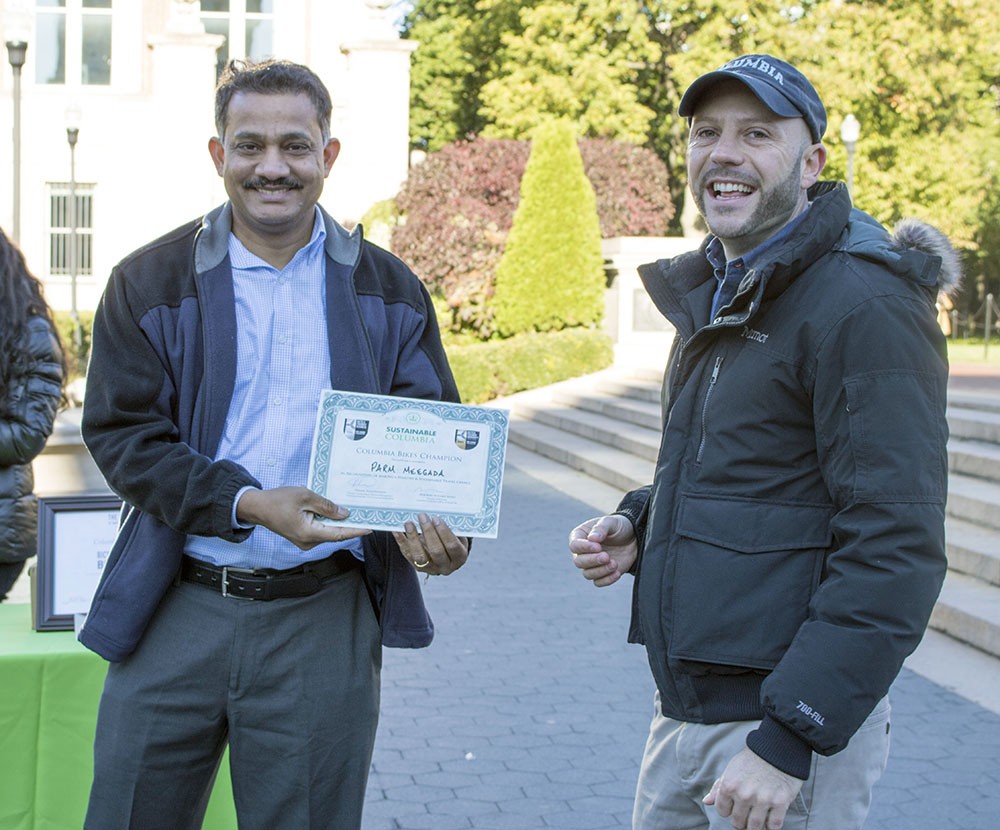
[
  {"left": 34, "top": 494, "right": 122, "bottom": 631},
  {"left": 308, "top": 391, "right": 510, "bottom": 538}
]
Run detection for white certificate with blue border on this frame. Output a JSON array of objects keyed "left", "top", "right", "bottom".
[{"left": 307, "top": 390, "right": 510, "bottom": 538}]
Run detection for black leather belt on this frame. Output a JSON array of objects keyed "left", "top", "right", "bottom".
[{"left": 180, "top": 552, "right": 360, "bottom": 600}]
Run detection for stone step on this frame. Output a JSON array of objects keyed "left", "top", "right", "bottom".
[
  {"left": 512, "top": 401, "right": 661, "bottom": 463},
  {"left": 946, "top": 518, "right": 1000, "bottom": 588},
  {"left": 948, "top": 390, "right": 1000, "bottom": 416},
  {"left": 948, "top": 437, "right": 1000, "bottom": 485},
  {"left": 930, "top": 570, "right": 1000, "bottom": 659},
  {"left": 550, "top": 388, "right": 662, "bottom": 432},
  {"left": 506, "top": 418, "right": 653, "bottom": 494},
  {"left": 947, "top": 407, "right": 1000, "bottom": 446},
  {"left": 947, "top": 473, "right": 1000, "bottom": 533},
  {"left": 593, "top": 377, "right": 661, "bottom": 406}
]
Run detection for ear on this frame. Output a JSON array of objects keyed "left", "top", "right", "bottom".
[
  {"left": 208, "top": 137, "right": 225, "bottom": 176},
  {"left": 801, "top": 143, "right": 827, "bottom": 189},
  {"left": 323, "top": 138, "right": 341, "bottom": 177}
]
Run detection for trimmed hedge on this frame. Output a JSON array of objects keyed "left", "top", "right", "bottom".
[
  {"left": 52, "top": 310, "right": 94, "bottom": 381},
  {"left": 52, "top": 308, "right": 610, "bottom": 406},
  {"left": 492, "top": 120, "right": 605, "bottom": 337},
  {"left": 445, "top": 328, "right": 614, "bottom": 404}
]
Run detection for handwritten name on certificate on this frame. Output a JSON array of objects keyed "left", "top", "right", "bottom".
[{"left": 308, "top": 391, "right": 510, "bottom": 538}]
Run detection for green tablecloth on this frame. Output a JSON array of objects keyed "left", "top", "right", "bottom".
[{"left": 0, "top": 603, "right": 237, "bottom": 829}]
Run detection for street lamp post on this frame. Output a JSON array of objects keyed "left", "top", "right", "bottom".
[
  {"left": 5, "top": 39, "right": 27, "bottom": 243},
  {"left": 66, "top": 117, "right": 82, "bottom": 350},
  {"left": 840, "top": 114, "right": 860, "bottom": 202}
]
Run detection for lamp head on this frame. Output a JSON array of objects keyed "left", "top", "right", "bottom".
[
  {"left": 840, "top": 114, "right": 860, "bottom": 148},
  {"left": 5, "top": 39, "right": 27, "bottom": 70}
]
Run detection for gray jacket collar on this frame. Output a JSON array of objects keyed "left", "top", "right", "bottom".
[{"left": 194, "top": 202, "right": 362, "bottom": 273}]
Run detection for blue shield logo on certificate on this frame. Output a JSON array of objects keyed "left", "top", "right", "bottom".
[
  {"left": 454, "top": 429, "right": 479, "bottom": 450},
  {"left": 344, "top": 419, "right": 369, "bottom": 441}
]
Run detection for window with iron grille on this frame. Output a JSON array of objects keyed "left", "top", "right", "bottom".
[{"left": 48, "top": 182, "right": 94, "bottom": 277}]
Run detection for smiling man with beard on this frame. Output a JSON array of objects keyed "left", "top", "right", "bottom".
[
  {"left": 569, "top": 55, "right": 961, "bottom": 830},
  {"left": 80, "top": 59, "right": 468, "bottom": 830}
]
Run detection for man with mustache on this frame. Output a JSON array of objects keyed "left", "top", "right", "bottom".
[
  {"left": 569, "top": 54, "right": 959, "bottom": 830},
  {"left": 80, "top": 58, "right": 468, "bottom": 829}
]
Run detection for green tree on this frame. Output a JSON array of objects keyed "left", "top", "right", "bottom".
[
  {"left": 479, "top": 0, "right": 656, "bottom": 141},
  {"left": 492, "top": 120, "right": 605, "bottom": 336},
  {"left": 405, "top": 12, "right": 476, "bottom": 151},
  {"left": 405, "top": 0, "right": 534, "bottom": 150}
]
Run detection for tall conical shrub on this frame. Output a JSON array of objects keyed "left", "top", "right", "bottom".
[{"left": 492, "top": 119, "right": 605, "bottom": 337}]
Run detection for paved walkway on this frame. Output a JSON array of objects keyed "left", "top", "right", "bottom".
[
  {"left": 949, "top": 360, "right": 1000, "bottom": 394},
  {"left": 362, "top": 456, "right": 1000, "bottom": 830}
]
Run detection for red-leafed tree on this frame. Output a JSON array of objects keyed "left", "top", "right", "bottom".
[{"left": 392, "top": 135, "right": 673, "bottom": 338}]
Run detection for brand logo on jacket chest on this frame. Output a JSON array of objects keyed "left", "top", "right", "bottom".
[{"left": 740, "top": 325, "right": 769, "bottom": 344}]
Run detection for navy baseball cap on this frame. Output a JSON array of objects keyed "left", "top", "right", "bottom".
[{"left": 678, "top": 54, "right": 827, "bottom": 142}]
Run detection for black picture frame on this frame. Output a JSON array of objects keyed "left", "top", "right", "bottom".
[{"left": 34, "top": 494, "right": 122, "bottom": 632}]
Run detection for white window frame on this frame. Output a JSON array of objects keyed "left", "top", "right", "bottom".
[{"left": 34, "top": 0, "right": 114, "bottom": 87}]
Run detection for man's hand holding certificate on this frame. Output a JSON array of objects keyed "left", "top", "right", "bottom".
[{"left": 307, "top": 391, "right": 510, "bottom": 539}]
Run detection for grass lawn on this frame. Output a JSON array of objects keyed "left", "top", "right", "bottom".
[{"left": 947, "top": 338, "right": 1000, "bottom": 366}]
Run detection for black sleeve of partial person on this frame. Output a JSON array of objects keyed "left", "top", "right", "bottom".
[{"left": 746, "top": 714, "right": 813, "bottom": 780}]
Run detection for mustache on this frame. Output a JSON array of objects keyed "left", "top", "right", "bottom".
[{"left": 242, "top": 177, "right": 303, "bottom": 190}]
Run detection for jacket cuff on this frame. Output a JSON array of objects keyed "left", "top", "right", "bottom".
[
  {"left": 614, "top": 489, "right": 646, "bottom": 528},
  {"left": 614, "top": 486, "right": 650, "bottom": 575},
  {"left": 746, "top": 715, "right": 813, "bottom": 780}
]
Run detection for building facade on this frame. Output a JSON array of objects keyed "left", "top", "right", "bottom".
[{"left": 1, "top": 0, "right": 416, "bottom": 313}]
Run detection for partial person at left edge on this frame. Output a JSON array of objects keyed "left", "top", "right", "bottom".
[
  {"left": 79, "top": 58, "right": 468, "bottom": 830},
  {"left": 0, "top": 228, "right": 68, "bottom": 602}
]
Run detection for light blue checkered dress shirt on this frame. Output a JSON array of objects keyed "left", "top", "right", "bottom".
[{"left": 184, "top": 208, "right": 362, "bottom": 569}]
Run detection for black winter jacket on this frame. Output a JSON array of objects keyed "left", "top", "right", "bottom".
[
  {"left": 615, "top": 182, "right": 959, "bottom": 779},
  {"left": 0, "top": 316, "right": 64, "bottom": 565}
]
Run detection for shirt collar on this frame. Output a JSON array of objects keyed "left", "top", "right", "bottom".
[
  {"left": 705, "top": 202, "right": 812, "bottom": 275},
  {"left": 228, "top": 207, "right": 327, "bottom": 272}
]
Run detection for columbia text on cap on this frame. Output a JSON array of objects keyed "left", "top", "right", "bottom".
[{"left": 678, "top": 54, "right": 827, "bottom": 143}]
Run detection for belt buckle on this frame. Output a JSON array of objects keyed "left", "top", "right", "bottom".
[{"left": 221, "top": 565, "right": 258, "bottom": 599}]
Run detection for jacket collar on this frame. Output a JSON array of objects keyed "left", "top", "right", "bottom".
[
  {"left": 194, "top": 202, "right": 363, "bottom": 274},
  {"left": 639, "top": 182, "right": 854, "bottom": 334}
]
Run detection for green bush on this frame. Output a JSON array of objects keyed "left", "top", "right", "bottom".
[
  {"left": 446, "top": 328, "right": 613, "bottom": 403},
  {"left": 492, "top": 120, "right": 605, "bottom": 337},
  {"left": 52, "top": 310, "right": 94, "bottom": 381}
]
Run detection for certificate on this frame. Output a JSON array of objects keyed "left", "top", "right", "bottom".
[
  {"left": 307, "top": 390, "right": 510, "bottom": 538},
  {"left": 34, "top": 494, "right": 123, "bottom": 631}
]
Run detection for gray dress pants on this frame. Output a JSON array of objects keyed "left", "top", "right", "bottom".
[{"left": 84, "top": 565, "right": 381, "bottom": 830}]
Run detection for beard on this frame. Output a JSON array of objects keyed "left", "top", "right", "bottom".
[{"left": 693, "top": 161, "right": 805, "bottom": 255}]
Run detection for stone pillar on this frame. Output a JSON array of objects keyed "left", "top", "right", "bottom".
[
  {"left": 145, "top": 1, "right": 226, "bottom": 231},
  {"left": 334, "top": 0, "right": 418, "bottom": 224},
  {"left": 602, "top": 237, "right": 701, "bottom": 368}
]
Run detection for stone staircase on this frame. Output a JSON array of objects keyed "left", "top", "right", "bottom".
[{"left": 501, "top": 365, "right": 1000, "bottom": 661}]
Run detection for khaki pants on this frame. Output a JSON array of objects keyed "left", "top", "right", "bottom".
[{"left": 633, "top": 692, "right": 891, "bottom": 830}]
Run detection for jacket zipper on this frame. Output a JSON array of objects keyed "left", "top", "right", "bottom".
[{"left": 696, "top": 356, "right": 724, "bottom": 463}]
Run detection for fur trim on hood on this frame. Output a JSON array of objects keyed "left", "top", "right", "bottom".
[
  {"left": 893, "top": 218, "right": 963, "bottom": 297},
  {"left": 836, "top": 207, "right": 963, "bottom": 298}
]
